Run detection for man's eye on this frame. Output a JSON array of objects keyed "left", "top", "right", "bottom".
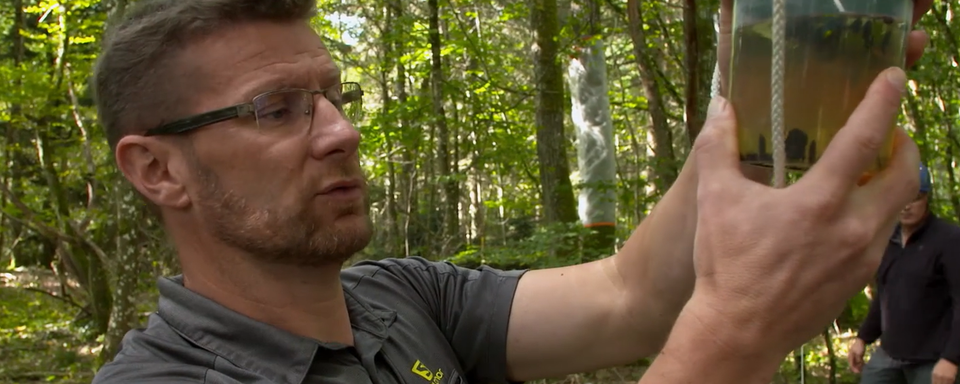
[{"left": 262, "top": 108, "right": 291, "bottom": 120}]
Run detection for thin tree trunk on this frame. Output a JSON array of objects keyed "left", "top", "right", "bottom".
[
  {"left": 428, "top": 0, "right": 460, "bottom": 257},
  {"left": 823, "top": 328, "right": 837, "bottom": 384},
  {"left": 626, "top": 0, "right": 678, "bottom": 192},
  {"left": 390, "top": 0, "right": 416, "bottom": 257}
]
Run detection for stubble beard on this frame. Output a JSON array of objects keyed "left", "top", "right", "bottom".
[{"left": 193, "top": 163, "right": 373, "bottom": 268}]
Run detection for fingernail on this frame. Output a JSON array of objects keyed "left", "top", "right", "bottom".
[
  {"left": 707, "top": 96, "right": 728, "bottom": 119},
  {"left": 886, "top": 67, "right": 907, "bottom": 93}
]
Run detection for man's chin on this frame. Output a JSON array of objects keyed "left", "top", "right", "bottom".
[{"left": 320, "top": 214, "right": 373, "bottom": 259}]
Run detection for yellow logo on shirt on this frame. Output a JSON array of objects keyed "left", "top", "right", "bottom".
[{"left": 411, "top": 359, "right": 444, "bottom": 383}]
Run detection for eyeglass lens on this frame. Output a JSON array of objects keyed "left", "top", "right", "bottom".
[{"left": 251, "top": 83, "right": 363, "bottom": 133}]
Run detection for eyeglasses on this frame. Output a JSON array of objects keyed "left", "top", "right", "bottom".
[{"left": 144, "top": 82, "right": 364, "bottom": 136}]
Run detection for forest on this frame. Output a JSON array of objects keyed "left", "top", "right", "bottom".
[{"left": 1, "top": 0, "right": 959, "bottom": 383}]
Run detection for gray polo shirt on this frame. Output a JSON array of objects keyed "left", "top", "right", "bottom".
[{"left": 92, "top": 257, "right": 526, "bottom": 384}]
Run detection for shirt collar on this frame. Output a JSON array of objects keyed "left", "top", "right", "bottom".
[
  {"left": 156, "top": 275, "right": 396, "bottom": 384},
  {"left": 891, "top": 213, "right": 937, "bottom": 245}
]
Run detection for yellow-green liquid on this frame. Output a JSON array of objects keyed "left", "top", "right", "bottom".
[{"left": 728, "top": 13, "right": 906, "bottom": 172}]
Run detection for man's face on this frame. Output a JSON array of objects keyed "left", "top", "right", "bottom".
[
  {"left": 899, "top": 192, "right": 928, "bottom": 227},
  {"left": 173, "top": 20, "right": 372, "bottom": 266}
]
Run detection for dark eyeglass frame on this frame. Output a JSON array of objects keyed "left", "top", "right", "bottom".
[{"left": 143, "top": 81, "right": 364, "bottom": 136}]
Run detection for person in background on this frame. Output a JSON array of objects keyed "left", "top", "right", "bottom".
[{"left": 849, "top": 164, "right": 960, "bottom": 384}]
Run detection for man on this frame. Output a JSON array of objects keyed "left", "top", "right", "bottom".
[
  {"left": 849, "top": 164, "right": 960, "bottom": 384},
  {"left": 91, "top": 0, "right": 932, "bottom": 383}
]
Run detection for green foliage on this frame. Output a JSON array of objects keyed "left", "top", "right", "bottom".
[
  {"left": 446, "top": 222, "right": 596, "bottom": 269},
  {"left": 2, "top": 0, "right": 960, "bottom": 382},
  {"left": 0, "top": 285, "right": 95, "bottom": 384}
]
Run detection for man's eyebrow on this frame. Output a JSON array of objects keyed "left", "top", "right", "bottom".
[
  {"left": 320, "top": 71, "right": 343, "bottom": 87},
  {"left": 237, "top": 75, "right": 291, "bottom": 102},
  {"left": 239, "top": 71, "right": 343, "bottom": 101}
]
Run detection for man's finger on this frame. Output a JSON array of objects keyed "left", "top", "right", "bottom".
[
  {"left": 855, "top": 128, "right": 921, "bottom": 229},
  {"left": 693, "top": 96, "right": 743, "bottom": 198},
  {"left": 798, "top": 67, "right": 907, "bottom": 195},
  {"left": 720, "top": 0, "right": 732, "bottom": 13},
  {"left": 905, "top": 30, "right": 930, "bottom": 68},
  {"left": 913, "top": 0, "right": 933, "bottom": 26}
]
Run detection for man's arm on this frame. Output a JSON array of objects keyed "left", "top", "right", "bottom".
[
  {"left": 638, "top": 301, "right": 784, "bottom": 384},
  {"left": 938, "top": 228, "right": 960, "bottom": 365},
  {"left": 856, "top": 284, "right": 883, "bottom": 344},
  {"left": 505, "top": 157, "right": 777, "bottom": 381},
  {"left": 504, "top": 155, "right": 700, "bottom": 381}
]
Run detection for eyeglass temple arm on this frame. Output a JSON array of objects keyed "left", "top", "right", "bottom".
[{"left": 145, "top": 105, "right": 252, "bottom": 136}]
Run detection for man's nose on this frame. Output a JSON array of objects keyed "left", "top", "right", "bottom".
[{"left": 308, "top": 101, "right": 361, "bottom": 161}]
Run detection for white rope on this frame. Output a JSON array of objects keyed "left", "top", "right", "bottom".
[
  {"left": 832, "top": 0, "right": 846, "bottom": 12},
  {"left": 711, "top": 12, "right": 722, "bottom": 99},
  {"left": 711, "top": 61, "right": 721, "bottom": 98},
  {"left": 771, "top": 0, "right": 787, "bottom": 188}
]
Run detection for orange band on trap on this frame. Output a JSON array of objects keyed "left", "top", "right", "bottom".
[{"left": 583, "top": 222, "right": 616, "bottom": 228}]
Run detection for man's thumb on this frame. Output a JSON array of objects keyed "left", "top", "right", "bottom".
[{"left": 693, "top": 96, "right": 742, "bottom": 184}]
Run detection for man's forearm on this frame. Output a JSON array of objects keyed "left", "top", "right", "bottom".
[
  {"left": 613, "top": 156, "right": 699, "bottom": 347},
  {"left": 613, "top": 156, "right": 772, "bottom": 350},
  {"left": 639, "top": 303, "right": 783, "bottom": 384},
  {"left": 856, "top": 293, "right": 883, "bottom": 344},
  {"left": 940, "top": 246, "right": 960, "bottom": 364},
  {"left": 940, "top": 305, "right": 960, "bottom": 365}
]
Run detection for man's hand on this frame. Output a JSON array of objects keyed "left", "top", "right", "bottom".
[
  {"left": 848, "top": 338, "right": 866, "bottom": 374},
  {"left": 690, "top": 67, "right": 918, "bottom": 359},
  {"left": 638, "top": 67, "right": 920, "bottom": 384},
  {"left": 933, "top": 359, "right": 958, "bottom": 384}
]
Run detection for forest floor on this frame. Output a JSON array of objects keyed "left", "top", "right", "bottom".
[
  {"left": 0, "top": 269, "right": 97, "bottom": 384},
  {"left": 0, "top": 269, "right": 857, "bottom": 384}
]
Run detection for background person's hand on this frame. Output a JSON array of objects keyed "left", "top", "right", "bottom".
[
  {"left": 933, "top": 359, "right": 958, "bottom": 384},
  {"left": 848, "top": 338, "right": 866, "bottom": 374},
  {"left": 682, "top": 66, "right": 919, "bottom": 362},
  {"left": 715, "top": 0, "right": 932, "bottom": 95}
]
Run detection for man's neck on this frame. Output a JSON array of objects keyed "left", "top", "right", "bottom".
[
  {"left": 177, "top": 241, "right": 354, "bottom": 346},
  {"left": 900, "top": 215, "right": 929, "bottom": 245}
]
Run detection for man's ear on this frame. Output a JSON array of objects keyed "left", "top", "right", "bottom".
[{"left": 115, "top": 135, "right": 192, "bottom": 209}]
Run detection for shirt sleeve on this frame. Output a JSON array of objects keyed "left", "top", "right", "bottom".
[
  {"left": 939, "top": 229, "right": 960, "bottom": 365},
  {"left": 857, "top": 290, "right": 883, "bottom": 344},
  {"left": 374, "top": 257, "right": 527, "bottom": 384}
]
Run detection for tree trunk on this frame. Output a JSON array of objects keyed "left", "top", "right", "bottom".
[
  {"left": 428, "top": 0, "right": 461, "bottom": 258},
  {"left": 683, "top": 0, "right": 720, "bottom": 143},
  {"left": 99, "top": 186, "right": 142, "bottom": 366},
  {"left": 626, "top": 0, "right": 678, "bottom": 192},
  {"left": 532, "top": 0, "right": 580, "bottom": 259}
]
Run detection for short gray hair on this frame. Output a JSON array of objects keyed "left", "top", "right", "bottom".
[{"left": 92, "top": 0, "right": 318, "bottom": 151}]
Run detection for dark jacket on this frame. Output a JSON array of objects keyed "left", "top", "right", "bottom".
[{"left": 858, "top": 214, "right": 960, "bottom": 364}]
